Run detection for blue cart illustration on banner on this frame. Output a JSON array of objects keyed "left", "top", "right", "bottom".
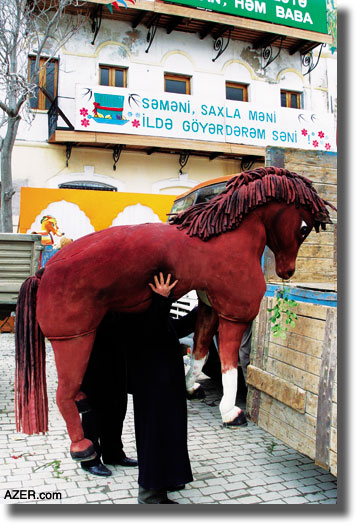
[{"left": 90, "top": 93, "right": 129, "bottom": 125}]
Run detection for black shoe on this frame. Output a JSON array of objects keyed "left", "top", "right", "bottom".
[
  {"left": 138, "top": 487, "right": 178, "bottom": 504},
  {"left": 167, "top": 485, "right": 185, "bottom": 492},
  {"left": 186, "top": 386, "right": 205, "bottom": 400},
  {"left": 104, "top": 456, "right": 138, "bottom": 467},
  {"left": 223, "top": 410, "right": 248, "bottom": 428},
  {"left": 81, "top": 461, "right": 112, "bottom": 477}
]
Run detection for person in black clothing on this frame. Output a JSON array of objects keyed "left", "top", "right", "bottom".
[
  {"left": 78, "top": 312, "right": 138, "bottom": 476},
  {"left": 78, "top": 273, "right": 193, "bottom": 503},
  {"left": 123, "top": 273, "right": 193, "bottom": 504}
]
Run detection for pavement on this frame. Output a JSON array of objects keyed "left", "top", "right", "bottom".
[{"left": 0, "top": 333, "right": 337, "bottom": 505}]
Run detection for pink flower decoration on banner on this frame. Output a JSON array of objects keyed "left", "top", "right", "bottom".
[
  {"left": 318, "top": 131, "right": 325, "bottom": 138},
  {"left": 132, "top": 119, "right": 140, "bottom": 128},
  {"left": 312, "top": 140, "right": 319, "bottom": 148},
  {"left": 80, "top": 107, "right": 88, "bottom": 116},
  {"left": 81, "top": 118, "right": 90, "bottom": 128},
  {"left": 301, "top": 128, "right": 308, "bottom": 136},
  {"left": 325, "top": 143, "right": 331, "bottom": 150}
]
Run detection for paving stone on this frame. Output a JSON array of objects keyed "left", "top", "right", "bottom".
[
  {"left": 266, "top": 483, "right": 287, "bottom": 492},
  {"left": 200, "top": 485, "right": 225, "bottom": 495},
  {"left": 305, "top": 493, "right": 327, "bottom": 502},
  {"left": 245, "top": 478, "right": 267, "bottom": 487},
  {"left": 261, "top": 499, "right": 286, "bottom": 504},
  {"left": 298, "top": 484, "right": 320, "bottom": 494},
  {"left": 283, "top": 496, "right": 309, "bottom": 504},
  {"left": 236, "top": 495, "right": 262, "bottom": 504},
  {"left": 260, "top": 491, "right": 284, "bottom": 502}
]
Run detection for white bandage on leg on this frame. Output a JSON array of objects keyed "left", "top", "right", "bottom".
[
  {"left": 185, "top": 356, "right": 207, "bottom": 393},
  {"left": 219, "top": 368, "right": 241, "bottom": 423}
]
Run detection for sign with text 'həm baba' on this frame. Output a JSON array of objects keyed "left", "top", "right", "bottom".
[
  {"left": 75, "top": 85, "right": 336, "bottom": 152},
  {"left": 163, "top": 0, "right": 328, "bottom": 34}
]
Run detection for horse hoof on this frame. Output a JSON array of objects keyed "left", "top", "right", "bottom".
[
  {"left": 186, "top": 386, "right": 205, "bottom": 400},
  {"left": 70, "top": 440, "right": 97, "bottom": 462},
  {"left": 223, "top": 411, "right": 248, "bottom": 428}
]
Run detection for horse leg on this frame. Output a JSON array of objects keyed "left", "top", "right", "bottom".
[
  {"left": 186, "top": 301, "right": 219, "bottom": 398},
  {"left": 51, "top": 332, "right": 96, "bottom": 460},
  {"left": 218, "top": 318, "right": 249, "bottom": 426}
]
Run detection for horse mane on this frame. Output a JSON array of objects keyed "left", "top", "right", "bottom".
[{"left": 169, "top": 166, "right": 336, "bottom": 241}]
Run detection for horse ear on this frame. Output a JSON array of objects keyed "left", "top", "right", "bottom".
[{"left": 314, "top": 210, "right": 332, "bottom": 225}]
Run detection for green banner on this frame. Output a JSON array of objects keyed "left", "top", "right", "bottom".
[{"left": 163, "top": 0, "right": 328, "bottom": 34}]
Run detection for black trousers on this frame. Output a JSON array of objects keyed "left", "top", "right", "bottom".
[
  {"left": 80, "top": 312, "right": 127, "bottom": 462},
  {"left": 129, "top": 338, "right": 193, "bottom": 490}
]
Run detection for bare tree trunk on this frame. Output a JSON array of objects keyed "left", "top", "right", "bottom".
[{"left": 0, "top": 116, "right": 20, "bottom": 232}]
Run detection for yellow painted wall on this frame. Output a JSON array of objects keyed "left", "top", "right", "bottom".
[{"left": 19, "top": 187, "right": 176, "bottom": 233}]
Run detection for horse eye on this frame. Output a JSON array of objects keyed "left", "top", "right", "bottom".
[{"left": 300, "top": 221, "right": 308, "bottom": 237}]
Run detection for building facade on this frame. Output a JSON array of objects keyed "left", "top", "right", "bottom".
[{"left": 12, "top": 0, "right": 336, "bottom": 237}]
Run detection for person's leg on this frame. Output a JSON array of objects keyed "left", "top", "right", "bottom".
[
  {"left": 80, "top": 408, "right": 112, "bottom": 476},
  {"left": 239, "top": 321, "right": 253, "bottom": 382},
  {"left": 132, "top": 348, "right": 193, "bottom": 495}
]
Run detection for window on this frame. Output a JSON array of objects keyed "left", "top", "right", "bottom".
[
  {"left": 164, "top": 73, "right": 191, "bottom": 95},
  {"left": 226, "top": 82, "right": 248, "bottom": 102},
  {"left": 29, "top": 57, "right": 58, "bottom": 110},
  {"left": 58, "top": 181, "right": 117, "bottom": 192},
  {"left": 281, "top": 90, "right": 302, "bottom": 109},
  {"left": 99, "top": 66, "right": 127, "bottom": 88}
]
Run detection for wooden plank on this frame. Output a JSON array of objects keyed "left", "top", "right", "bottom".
[
  {"left": 247, "top": 364, "right": 306, "bottom": 413},
  {"left": 268, "top": 343, "right": 321, "bottom": 376},
  {"left": 273, "top": 315, "right": 326, "bottom": 341},
  {"left": 305, "top": 391, "right": 318, "bottom": 418},
  {"left": 260, "top": 395, "right": 316, "bottom": 439},
  {"left": 267, "top": 331, "right": 324, "bottom": 358},
  {"left": 250, "top": 297, "right": 266, "bottom": 423},
  {"left": 266, "top": 358, "right": 320, "bottom": 394},
  {"left": 329, "top": 450, "right": 337, "bottom": 477},
  {"left": 315, "top": 308, "right": 337, "bottom": 470},
  {"left": 284, "top": 149, "right": 337, "bottom": 170},
  {"left": 258, "top": 409, "right": 315, "bottom": 459},
  {"left": 294, "top": 302, "right": 328, "bottom": 321},
  {"left": 305, "top": 231, "right": 335, "bottom": 245},
  {"left": 298, "top": 244, "right": 337, "bottom": 259},
  {"left": 50, "top": 130, "right": 266, "bottom": 157}
]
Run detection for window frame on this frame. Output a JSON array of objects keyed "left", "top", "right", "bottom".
[
  {"left": 28, "top": 56, "right": 58, "bottom": 111},
  {"left": 164, "top": 73, "right": 191, "bottom": 95},
  {"left": 280, "top": 89, "right": 302, "bottom": 109},
  {"left": 225, "top": 81, "right": 248, "bottom": 102},
  {"left": 99, "top": 65, "right": 127, "bottom": 88}
]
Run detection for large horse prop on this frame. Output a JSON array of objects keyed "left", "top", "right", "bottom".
[{"left": 15, "top": 167, "right": 335, "bottom": 461}]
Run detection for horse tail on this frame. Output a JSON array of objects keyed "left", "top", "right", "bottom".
[{"left": 15, "top": 270, "right": 48, "bottom": 435}]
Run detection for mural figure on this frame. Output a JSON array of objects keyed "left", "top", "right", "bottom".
[
  {"left": 15, "top": 167, "right": 335, "bottom": 461},
  {"left": 32, "top": 215, "right": 65, "bottom": 268}
]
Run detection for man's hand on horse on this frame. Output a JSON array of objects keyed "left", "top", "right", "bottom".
[{"left": 149, "top": 272, "right": 178, "bottom": 297}]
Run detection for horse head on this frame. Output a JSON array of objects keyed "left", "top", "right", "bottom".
[
  {"left": 264, "top": 202, "right": 316, "bottom": 280},
  {"left": 170, "top": 166, "right": 336, "bottom": 281}
]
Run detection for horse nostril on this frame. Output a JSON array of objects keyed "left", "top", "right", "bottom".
[{"left": 287, "top": 269, "right": 294, "bottom": 278}]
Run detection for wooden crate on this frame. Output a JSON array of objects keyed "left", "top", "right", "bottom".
[{"left": 246, "top": 288, "right": 337, "bottom": 476}]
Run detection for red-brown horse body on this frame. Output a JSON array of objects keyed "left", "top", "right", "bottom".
[{"left": 15, "top": 167, "right": 335, "bottom": 460}]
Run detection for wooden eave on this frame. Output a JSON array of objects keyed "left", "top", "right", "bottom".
[
  {"left": 48, "top": 129, "right": 265, "bottom": 161},
  {"left": 80, "top": 0, "right": 332, "bottom": 55}
]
